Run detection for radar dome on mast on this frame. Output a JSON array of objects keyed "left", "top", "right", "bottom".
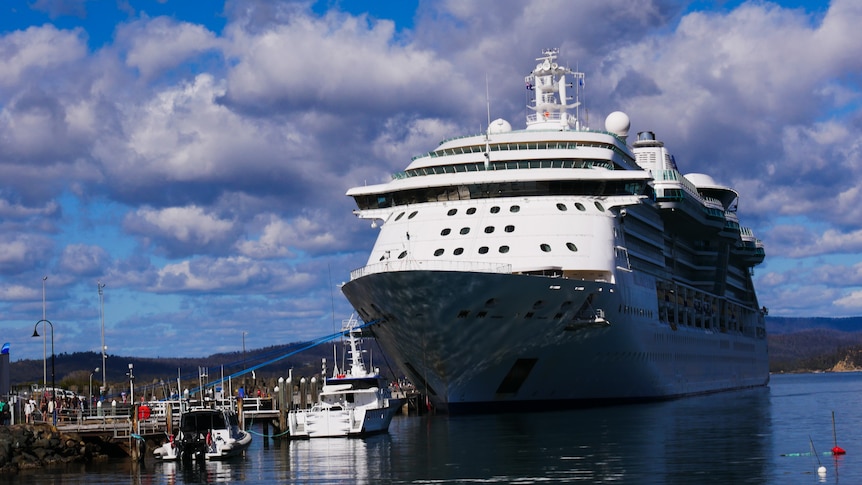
[
  {"left": 488, "top": 118, "right": 512, "bottom": 134},
  {"left": 605, "top": 111, "right": 630, "bottom": 138}
]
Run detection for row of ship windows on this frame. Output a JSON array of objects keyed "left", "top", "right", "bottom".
[
  {"left": 392, "top": 201, "right": 607, "bottom": 222},
  {"left": 380, "top": 242, "right": 579, "bottom": 260}
]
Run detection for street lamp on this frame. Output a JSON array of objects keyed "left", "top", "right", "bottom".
[
  {"left": 32, "top": 319, "right": 55, "bottom": 425},
  {"left": 127, "top": 363, "right": 134, "bottom": 403},
  {"left": 41, "top": 276, "right": 47, "bottom": 398},
  {"left": 89, "top": 367, "right": 100, "bottom": 406},
  {"left": 98, "top": 281, "right": 107, "bottom": 399}
]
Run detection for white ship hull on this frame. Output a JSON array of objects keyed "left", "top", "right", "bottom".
[
  {"left": 288, "top": 401, "right": 403, "bottom": 438},
  {"left": 342, "top": 269, "right": 768, "bottom": 413}
]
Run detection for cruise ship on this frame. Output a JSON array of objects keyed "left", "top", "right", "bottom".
[{"left": 341, "top": 49, "right": 768, "bottom": 413}]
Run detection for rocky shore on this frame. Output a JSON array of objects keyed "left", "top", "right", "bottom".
[{"left": 0, "top": 423, "right": 108, "bottom": 473}]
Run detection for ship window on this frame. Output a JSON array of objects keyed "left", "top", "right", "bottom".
[
  {"left": 504, "top": 225, "right": 515, "bottom": 233},
  {"left": 490, "top": 206, "right": 501, "bottom": 214},
  {"left": 441, "top": 228, "right": 451, "bottom": 236},
  {"left": 454, "top": 247, "right": 464, "bottom": 255},
  {"left": 478, "top": 246, "right": 489, "bottom": 254},
  {"left": 556, "top": 203, "right": 567, "bottom": 211},
  {"left": 510, "top": 205, "right": 521, "bottom": 213},
  {"left": 524, "top": 312, "right": 534, "bottom": 319},
  {"left": 395, "top": 212, "right": 405, "bottom": 221},
  {"left": 533, "top": 300, "right": 544, "bottom": 309},
  {"left": 485, "top": 298, "right": 497, "bottom": 307},
  {"left": 566, "top": 242, "right": 578, "bottom": 252},
  {"left": 378, "top": 255, "right": 385, "bottom": 261},
  {"left": 499, "top": 245, "right": 510, "bottom": 253},
  {"left": 467, "top": 207, "right": 477, "bottom": 215},
  {"left": 408, "top": 211, "right": 418, "bottom": 219},
  {"left": 594, "top": 201, "right": 605, "bottom": 212},
  {"left": 484, "top": 226, "right": 495, "bottom": 233},
  {"left": 434, "top": 248, "right": 444, "bottom": 256},
  {"left": 477, "top": 311, "right": 488, "bottom": 318},
  {"left": 460, "top": 227, "right": 470, "bottom": 235},
  {"left": 447, "top": 208, "right": 457, "bottom": 216},
  {"left": 397, "top": 250, "right": 407, "bottom": 259},
  {"left": 457, "top": 310, "right": 470, "bottom": 318},
  {"left": 575, "top": 202, "right": 586, "bottom": 211},
  {"left": 540, "top": 244, "right": 551, "bottom": 252}
]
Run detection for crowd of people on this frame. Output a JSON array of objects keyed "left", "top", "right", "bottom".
[{"left": 20, "top": 392, "right": 87, "bottom": 423}]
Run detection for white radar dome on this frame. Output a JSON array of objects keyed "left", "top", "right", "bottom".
[
  {"left": 605, "top": 111, "right": 630, "bottom": 138},
  {"left": 488, "top": 118, "right": 512, "bottom": 134},
  {"left": 684, "top": 173, "right": 718, "bottom": 188}
]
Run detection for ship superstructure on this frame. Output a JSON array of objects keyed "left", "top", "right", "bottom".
[{"left": 341, "top": 49, "right": 768, "bottom": 413}]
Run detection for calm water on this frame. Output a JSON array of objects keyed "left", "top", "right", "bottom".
[{"left": 8, "top": 372, "right": 862, "bottom": 484}]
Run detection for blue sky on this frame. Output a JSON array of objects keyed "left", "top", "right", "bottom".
[{"left": 1, "top": 0, "right": 860, "bottom": 362}]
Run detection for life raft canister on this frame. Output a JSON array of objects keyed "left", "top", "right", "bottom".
[{"left": 137, "top": 404, "right": 151, "bottom": 420}]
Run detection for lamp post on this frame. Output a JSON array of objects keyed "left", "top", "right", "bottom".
[
  {"left": 89, "top": 367, "right": 100, "bottom": 406},
  {"left": 32, "top": 319, "right": 55, "bottom": 425},
  {"left": 41, "top": 276, "right": 47, "bottom": 396},
  {"left": 98, "top": 281, "right": 106, "bottom": 399},
  {"left": 127, "top": 363, "right": 134, "bottom": 404}
]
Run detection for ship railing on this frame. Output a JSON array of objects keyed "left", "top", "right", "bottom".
[{"left": 350, "top": 260, "right": 512, "bottom": 280}]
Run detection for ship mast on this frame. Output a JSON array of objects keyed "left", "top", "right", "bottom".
[{"left": 524, "top": 48, "right": 584, "bottom": 131}]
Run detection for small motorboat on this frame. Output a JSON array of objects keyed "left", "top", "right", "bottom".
[{"left": 154, "top": 407, "right": 251, "bottom": 461}]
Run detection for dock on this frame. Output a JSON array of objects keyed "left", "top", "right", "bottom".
[{"left": 51, "top": 390, "right": 426, "bottom": 458}]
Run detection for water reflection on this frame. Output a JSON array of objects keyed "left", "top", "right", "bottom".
[
  {"left": 284, "top": 433, "right": 395, "bottom": 483},
  {"left": 155, "top": 459, "right": 239, "bottom": 484},
  {"left": 395, "top": 387, "right": 772, "bottom": 483}
]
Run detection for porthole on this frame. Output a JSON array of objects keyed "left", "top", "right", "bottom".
[
  {"left": 379, "top": 255, "right": 385, "bottom": 261},
  {"left": 566, "top": 242, "right": 578, "bottom": 252},
  {"left": 466, "top": 207, "right": 477, "bottom": 215},
  {"left": 395, "top": 212, "right": 405, "bottom": 221},
  {"left": 575, "top": 202, "right": 586, "bottom": 211},
  {"left": 447, "top": 208, "right": 457, "bottom": 216},
  {"left": 397, "top": 251, "right": 407, "bottom": 259},
  {"left": 454, "top": 248, "right": 464, "bottom": 255},
  {"left": 556, "top": 203, "right": 567, "bottom": 211},
  {"left": 441, "top": 228, "right": 451, "bottom": 236},
  {"left": 540, "top": 243, "right": 551, "bottom": 252},
  {"left": 499, "top": 245, "right": 510, "bottom": 253},
  {"left": 478, "top": 246, "right": 489, "bottom": 254},
  {"left": 434, "top": 248, "right": 444, "bottom": 256},
  {"left": 408, "top": 211, "right": 418, "bottom": 219},
  {"left": 504, "top": 225, "right": 515, "bottom": 233},
  {"left": 460, "top": 227, "right": 470, "bottom": 235},
  {"left": 594, "top": 201, "right": 605, "bottom": 212},
  {"left": 490, "top": 206, "right": 501, "bottom": 214},
  {"left": 510, "top": 205, "right": 521, "bottom": 213},
  {"left": 484, "top": 226, "right": 495, "bottom": 234}
]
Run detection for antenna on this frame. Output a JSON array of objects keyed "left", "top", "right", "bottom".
[{"left": 484, "top": 73, "right": 491, "bottom": 170}]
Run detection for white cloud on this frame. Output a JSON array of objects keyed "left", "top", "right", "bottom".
[
  {"left": 118, "top": 16, "right": 221, "bottom": 79},
  {"left": 125, "top": 205, "right": 235, "bottom": 252},
  {"left": 0, "top": 25, "right": 87, "bottom": 87}
]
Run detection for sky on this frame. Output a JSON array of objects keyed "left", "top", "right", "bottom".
[{"left": 0, "top": 0, "right": 859, "bottom": 363}]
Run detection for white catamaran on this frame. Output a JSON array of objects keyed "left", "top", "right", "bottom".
[{"left": 341, "top": 49, "right": 768, "bottom": 413}]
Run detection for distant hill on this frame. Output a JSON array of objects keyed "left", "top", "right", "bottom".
[
  {"left": 767, "top": 316, "right": 862, "bottom": 334},
  {"left": 767, "top": 316, "right": 862, "bottom": 372}
]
